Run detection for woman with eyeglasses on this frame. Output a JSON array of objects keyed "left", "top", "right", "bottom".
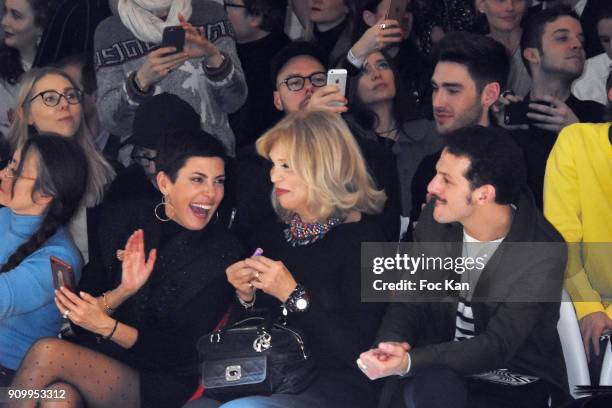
[
  {"left": 7, "top": 67, "right": 115, "bottom": 263},
  {"left": 0, "top": 0, "right": 58, "bottom": 134},
  {"left": 0, "top": 133, "right": 88, "bottom": 387},
  {"left": 10, "top": 130, "right": 244, "bottom": 408}
]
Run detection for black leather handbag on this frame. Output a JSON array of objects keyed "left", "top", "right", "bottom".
[{"left": 197, "top": 315, "right": 317, "bottom": 399}]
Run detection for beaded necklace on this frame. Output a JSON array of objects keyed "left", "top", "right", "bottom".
[{"left": 284, "top": 213, "right": 343, "bottom": 247}]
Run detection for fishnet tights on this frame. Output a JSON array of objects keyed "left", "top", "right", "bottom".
[{"left": 8, "top": 337, "right": 140, "bottom": 408}]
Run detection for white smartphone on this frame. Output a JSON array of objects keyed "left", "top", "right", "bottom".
[
  {"left": 326, "top": 69, "right": 347, "bottom": 96},
  {"left": 326, "top": 69, "right": 347, "bottom": 107}
]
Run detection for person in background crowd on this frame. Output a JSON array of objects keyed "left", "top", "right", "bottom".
[
  {"left": 509, "top": 6, "right": 605, "bottom": 209},
  {"left": 291, "top": 0, "right": 358, "bottom": 64},
  {"left": 422, "top": 0, "right": 481, "bottom": 50},
  {"left": 410, "top": 32, "right": 509, "bottom": 232},
  {"left": 105, "top": 92, "right": 201, "bottom": 204},
  {"left": 8, "top": 67, "right": 116, "bottom": 263},
  {"left": 188, "top": 110, "right": 388, "bottom": 408},
  {"left": 269, "top": 41, "right": 401, "bottom": 241},
  {"left": 572, "top": 5, "right": 612, "bottom": 106},
  {"left": 476, "top": 0, "right": 531, "bottom": 98},
  {"left": 348, "top": 0, "right": 434, "bottom": 119},
  {"left": 528, "top": 0, "right": 609, "bottom": 59},
  {"left": 9, "top": 130, "right": 244, "bottom": 408},
  {"left": 544, "top": 71, "right": 612, "bottom": 386},
  {"left": 94, "top": 0, "right": 247, "bottom": 156},
  {"left": 345, "top": 50, "right": 442, "bottom": 234},
  {"left": 0, "top": 0, "right": 57, "bottom": 133},
  {"left": 224, "top": 0, "right": 291, "bottom": 151},
  {"left": 361, "top": 126, "right": 570, "bottom": 408},
  {"left": 53, "top": 53, "right": 120, "bottom": 166},
  {"left": 33, "top": 0, "right": 112, "bottom": 68},
  {"left": 0, "top": 134, "right": 87, "bottom": 387}
]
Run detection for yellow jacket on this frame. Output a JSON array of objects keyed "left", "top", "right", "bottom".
[{"left": 544, "top": 123, "right": 612, "bottom": 320}]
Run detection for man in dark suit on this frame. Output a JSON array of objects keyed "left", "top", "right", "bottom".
[{"left": 358, "top": 126, "right": 570, "bottom": 408}]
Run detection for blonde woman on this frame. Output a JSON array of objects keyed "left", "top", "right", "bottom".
[
  {"left": 8, "top": 67, "right": 115, "bottom": 262},
  {"left": 189, "top": 110, "right": 388, "bottom": 408}
]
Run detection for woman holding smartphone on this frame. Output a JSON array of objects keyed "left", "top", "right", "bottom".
[{"left": 0, "top": 133, "right": 87, "bottom": 387}]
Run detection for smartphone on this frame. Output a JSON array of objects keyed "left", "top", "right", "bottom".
[
  {"left": 50, "top": 256, "right": 76, "bottom": 291},
  {"left": 327, "top": 69, "right": 347, "bottom": 94},
  {"left": 386, "top": 0, "right": 409, "bottom": 27},
  {"left": 504, "top": 100, "right": 553, "bottom": 126},
  {"left": 504, "top": 101, "right": 529, "bottom": 126},
  {"left": 161, "top": 26, "right": 185, "bottom": 54}
]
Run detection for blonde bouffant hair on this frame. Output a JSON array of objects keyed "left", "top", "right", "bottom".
[{"left": 256, "top": 110, "right": 386, "bottom": 222}]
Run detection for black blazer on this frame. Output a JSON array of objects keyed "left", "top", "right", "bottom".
[{"left": 376, "top": 190, "right": 571, "bottom": 407}]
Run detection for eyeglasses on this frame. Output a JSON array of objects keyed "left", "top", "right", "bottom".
[
  {"left": 131, "top": 152, "right": 157, "bottom": 166},
  {"left": 278, "top": 72, "right": 327, "bottom": 92},
  {"left": 29, "top": 89, "right": 83, "bottom": 107},
  {"left": 223, "top": 1, "right": 249, "bottom": 11},
  {"left": 2, "top": 158, "right": 36, "bottom": 181}
]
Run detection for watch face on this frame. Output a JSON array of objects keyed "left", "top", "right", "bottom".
[{"left": 296, "top": 298, "right": 308, "bottom": 310}]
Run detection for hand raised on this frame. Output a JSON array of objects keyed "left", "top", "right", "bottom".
[
  {"left": 178, "top": 13, "right": 221, "bottom": 62},
  {"left": 136, "top": 47, "right": 189, "bottom": 90},
  {"left": 119, "top": 229, "right": 157, "bottom": 296},
  {"left": 306, "top": 85, "right": 348, "bottom": 113},
  {"left": 351, "top": 19, "right": 403, "bottom": 60}
]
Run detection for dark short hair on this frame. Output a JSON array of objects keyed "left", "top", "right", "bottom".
[
  {"left": 156, "top": 130, "right": 227, "bottom": 183},
  {"left": 436, "top": 32, "right": 509, "bottom": 92},
  {"left": 270, "top": 41, "right": 328, "bottom": 86},
  {"left": 444, "top": 126, "right": 527, "bottom": 205},
  {"left": 243, "top": 0, "right": 287, "bottom": 33},
  {"left": 596, "top": 4, "right": 612, "bottom": 27},
  {"left": 520, "top": 6, "right": 581, "bottom": 74}
]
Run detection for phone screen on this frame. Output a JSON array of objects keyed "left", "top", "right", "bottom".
[{"left": 50, "top": 256, "right": 76, "bottom": 291}]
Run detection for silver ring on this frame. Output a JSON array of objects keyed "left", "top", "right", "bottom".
[
  {"left": 379, "top": 23, "right": 387, "bottom": 30},
  {"left": 255, "top": 272, "right": 261, "bottom": 280},
  {"left": 63, "top": 310, "right": 71, "bottom": 319},
  {"left": 249, "top": 282, "right": 254, "bottom": 288}
]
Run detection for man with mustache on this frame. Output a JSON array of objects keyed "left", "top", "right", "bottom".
[
  {"left": 358, "top": 126, "right": 571, "bottom": 408},
  {"left": 408, "top": 32, "right": 510, "bottom": 237},
  {"left": 509, "top": 6, "right": 605, "bottom": 209}
]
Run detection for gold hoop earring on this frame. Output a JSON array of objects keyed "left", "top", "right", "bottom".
[{"left": 154, "top": 195, "right": 173, "bottom": 222}]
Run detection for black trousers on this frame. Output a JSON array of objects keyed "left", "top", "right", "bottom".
[{"left": 401, "top": 366, "right": 550, "bottom": 408}]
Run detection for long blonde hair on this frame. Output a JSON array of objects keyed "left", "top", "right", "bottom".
[
  {"left": 8, "top": 67, "right": 115, "bottom": 207},
  {"left": 256, "top": 110, "right": 386, "bottom": 222}
]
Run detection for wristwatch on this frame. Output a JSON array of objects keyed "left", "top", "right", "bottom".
[{"left": 283, "top": 284, "right": 310, "bottom": 314}]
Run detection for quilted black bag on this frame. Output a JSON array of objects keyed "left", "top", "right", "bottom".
[{"left": 197, "top": 315, "right": 317, "bottom": 399}]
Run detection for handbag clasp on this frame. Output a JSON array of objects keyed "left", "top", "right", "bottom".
[{"left": 225, "top": 365, "right": 242, "bottom": 381}]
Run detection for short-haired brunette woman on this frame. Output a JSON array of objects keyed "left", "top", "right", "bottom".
[
  {"left": 8, "top": 130, "right": 244, "bottom": 408},
  {"left": 187, "top": 110, "right": 389, "bottom": 408},
  {"left": 0, "top": 134, "right": 88, "bottom": 387}
]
